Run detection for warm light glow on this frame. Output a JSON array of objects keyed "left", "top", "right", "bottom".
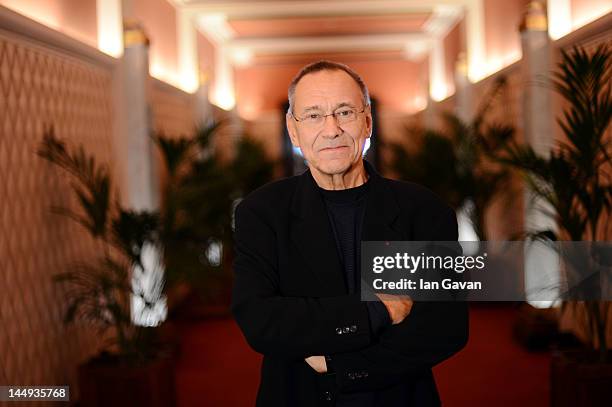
[
  {"left": 177, "top": 9, "right": 200, "bottom": 94},
  {"left": 150, "top": 63, "right": 191, "bottom": 92},
  {"left": 211, "top": 46, "right": 236, "bottom": 110},
  {"left": 465, "top": 0, "right": 486, "bottom": 83},
  {"left": 402, "top": 42, "right": 429, "bottom": 61},
  {"left": 181, "top": 75, "right": 199, "bottom": 94},
  {"left": 238, "top": 102, "right": 261, "bottom": 121},
  {"left": 487, "top": 50, "right": 521, "bottom": 77},
  {"left": 197, "top": 13, "right": 235, "bottom": 44},
  {"left": 231, "top": 48, "right": 254, "bottom": 67},
  {"left": 212, "top": 90, "right": 236, "bottom": 111},
  {"left": 468, "top": 50, "right": 522, "bottom": 83},
  {"left": 151, "top": 61, "right": 198, "bottom": 93},
  {"left": 1, "top": 0, "right": 61, "bottom": 30},
  {"left": 412, "top": 96, "right": 428, "bottom": 112},
  {"left": 429, "top": 38, "right": 449, "bottom": 102},
  {"left": 402, "top": 96, "right": 428, "bottom": 113},
  {"left": 430, "top": 82, "right": 448, "bottom": 102},
  {"left": 548, "top": 0, "right": 572, "bottom": 40},
  {"left": 572, "top": 2, "right": 612, "bottom": 31},
  {"left": 97, "top": 0, "right": 123, "bottom": 57}
]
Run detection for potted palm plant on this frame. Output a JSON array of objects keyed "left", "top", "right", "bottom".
[
  {"left": 495, "top": 44, "right": 611, "bottom": 407},
  {"left": 38, "top": 130, "right": 175, "bottom": 406},
  {"left": 39, "top": 118, "right": 275, "bottom": 404},
  {"left": 153, "top": 125, "right": 275, "bottom": 316},
  {"left": 387, "top": 77, "right": 514, "bottom": 240}
]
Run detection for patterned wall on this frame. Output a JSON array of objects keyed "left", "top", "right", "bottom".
[
  {"left": 150, "top": 78, "right": 195, "bottom": 137},
  {"left": 0, "top": 28, "right": 114, "bottom": 400},
  {"left": 149, "top": 78, "right": 197, "bottom": 201}
]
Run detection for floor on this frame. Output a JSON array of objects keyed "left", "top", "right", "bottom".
[{"left": 175, "top": 304, "right": 551, "bottom": 406}]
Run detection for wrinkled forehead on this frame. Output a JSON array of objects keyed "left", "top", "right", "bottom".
[{"left": 293, "top": 70, "right": 364, "bottom": 112}]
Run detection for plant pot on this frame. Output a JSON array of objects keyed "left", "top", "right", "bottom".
[
  {"left": 78, "top": 354, "right": 176, "bottom": 407},
  {"left": 550, "top": 349, "right": 612, "bottom": 407},
  {"left": 512, "top": 303, "right": 559, "bottom": 351}
]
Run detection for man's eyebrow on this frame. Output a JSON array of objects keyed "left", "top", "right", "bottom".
[
  {"left": 300, "top": 102, "right": 357, "bottom": 113},
  {"left": 334, "top": 102, "right": 357, "bottom": 109},
  {"left": 301, "top": 105, "right": 322, "bottom": 113}
]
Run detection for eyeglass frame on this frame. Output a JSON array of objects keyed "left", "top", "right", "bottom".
[{"left": 290, "top": 105, "right": 369, "bottom": 126}]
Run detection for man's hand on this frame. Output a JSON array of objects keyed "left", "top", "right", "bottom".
[
  {"left": 375, "top": 294, "right": 413, "bottom": 325},
  {"left": 304, "top": 356, "right": 327, "bottom": 373}
]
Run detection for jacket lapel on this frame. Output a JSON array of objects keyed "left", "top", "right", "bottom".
[
  {"left": 290, "top": 169, "right": 346, "bottom": 293},
  {"left": 361, "top": 161, "right": 404, "bottom": 242}
]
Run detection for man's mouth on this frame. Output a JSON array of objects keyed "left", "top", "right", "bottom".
[{"left": 320, "top": 146, "right": 348, "bottom": 152}]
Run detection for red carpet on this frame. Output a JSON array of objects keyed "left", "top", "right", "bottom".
[
  {"left": 175, "top": 305, "right": 550, "bottom": 406},
  {"left": 433, "top": 305, "right": 550, "bottom": 406}
]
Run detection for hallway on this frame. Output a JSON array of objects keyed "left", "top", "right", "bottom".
[{"left": 1, "top": 2, "right": 609, "bottom": 403}]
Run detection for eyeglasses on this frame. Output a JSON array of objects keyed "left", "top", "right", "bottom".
[{"left": 291, "top": 106, "right": 368, "bottom": 128}]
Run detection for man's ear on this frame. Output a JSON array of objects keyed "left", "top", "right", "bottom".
[
  {"left": 365, "top": 106, "right": 373, "bottom": 139},
  {"left": 286, "top": 113, "right": 300, "bottom": 147}
]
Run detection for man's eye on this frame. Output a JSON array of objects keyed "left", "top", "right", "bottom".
[
  {"left": 336, "top": 110, "right": 353, "bottom": 117},
  {"left": 308, "top": 114, "right": 322, "bottom": 120}
]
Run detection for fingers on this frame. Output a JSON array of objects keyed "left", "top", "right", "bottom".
[{"left": 374, "top": 294, "right": 413, "bottom": 324}]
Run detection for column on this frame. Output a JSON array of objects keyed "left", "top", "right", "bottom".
[
  {"left": 117, "top": 13, "right": 166, "bottom": 326},
  {"left": 520, "top": 1, "right": 559, "bottom": 308},
  {"left": 121, "top": 21, "right": 159, "bottom": 211}
]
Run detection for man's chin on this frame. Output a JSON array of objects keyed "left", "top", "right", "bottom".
[{"left": 314, "top": 160, "right": 356, "bottom": 176}]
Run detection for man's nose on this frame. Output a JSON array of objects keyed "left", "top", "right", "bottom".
[{"left": 320, "top": 114, "right": 342, "bottom": 137}]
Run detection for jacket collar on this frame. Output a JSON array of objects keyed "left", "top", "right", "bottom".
[
  {"left": 289, "top": 160, "right": 402, "bottom": 293},
  {"left": 290, "top": 160, "right": 400, "bottom": 230}
]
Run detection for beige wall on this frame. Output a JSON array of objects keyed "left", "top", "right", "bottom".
[
  {"left": 0, "top": 0, "right": 98, "bottom": 47},
  {"left": 0, "top": 1, "right": 200, "bottom": 394},
  {"left": 235, "top": 58, "right": 426, "bottom": 118},
  {"left": 197, "top": 32, "right": 216, "bottom": 91},
  {"left": 133, "top": 0, "right": 179, "bottom": 86},
  {"left": 571, "top": 0, "right": 612, "bottom": 29},
  {"left": 483, "top": 0, "right": 531, "bottom": 70},
  {"left": 244, "top": 112, "right": 284, "bottom": 163},
  {"left": 443, "top": 19, "right": 464, "bottom": 98},
  {"left": 0, "top": 28, "right": 114, "bottom": 394},
  {"left": 150, "top": 79, "right": 196, "bottom": 137}
]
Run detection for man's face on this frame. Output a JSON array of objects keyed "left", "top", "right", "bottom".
[{"left": 286, "top": 70, "right": 372, "bottom": 176}]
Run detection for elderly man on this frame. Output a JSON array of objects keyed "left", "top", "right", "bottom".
[{"left": 231, "top": 61, "right": 468, "bottom": 407}]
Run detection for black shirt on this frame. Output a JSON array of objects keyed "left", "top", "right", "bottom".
[{"left": 318, "top": 176, "right": 391, "bottom": 406}]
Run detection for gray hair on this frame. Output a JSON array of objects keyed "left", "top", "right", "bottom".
[{"left": 287, "top": 60, "right": 371, "bottom": 114}]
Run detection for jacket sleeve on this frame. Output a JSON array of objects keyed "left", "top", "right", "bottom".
[
  {"left": 329, "top": 206, "right": 469, "bottom": 393},
  {"left": 231, "top": 200, "right": 374, "bottom": 361}
]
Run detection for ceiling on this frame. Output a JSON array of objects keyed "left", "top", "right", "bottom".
[
  {"left": 227, "top": 14, "right": 431, "bottom": 38},
  {"left": 167, "top": 0, "right": 480, "bottom": 109},
  {"left": 172, "top": 0, "right": 467, "bottom": 64}
]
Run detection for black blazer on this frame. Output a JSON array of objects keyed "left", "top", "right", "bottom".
[{"left": 231, "top": 161, "right": 468, "bottom": 407}]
